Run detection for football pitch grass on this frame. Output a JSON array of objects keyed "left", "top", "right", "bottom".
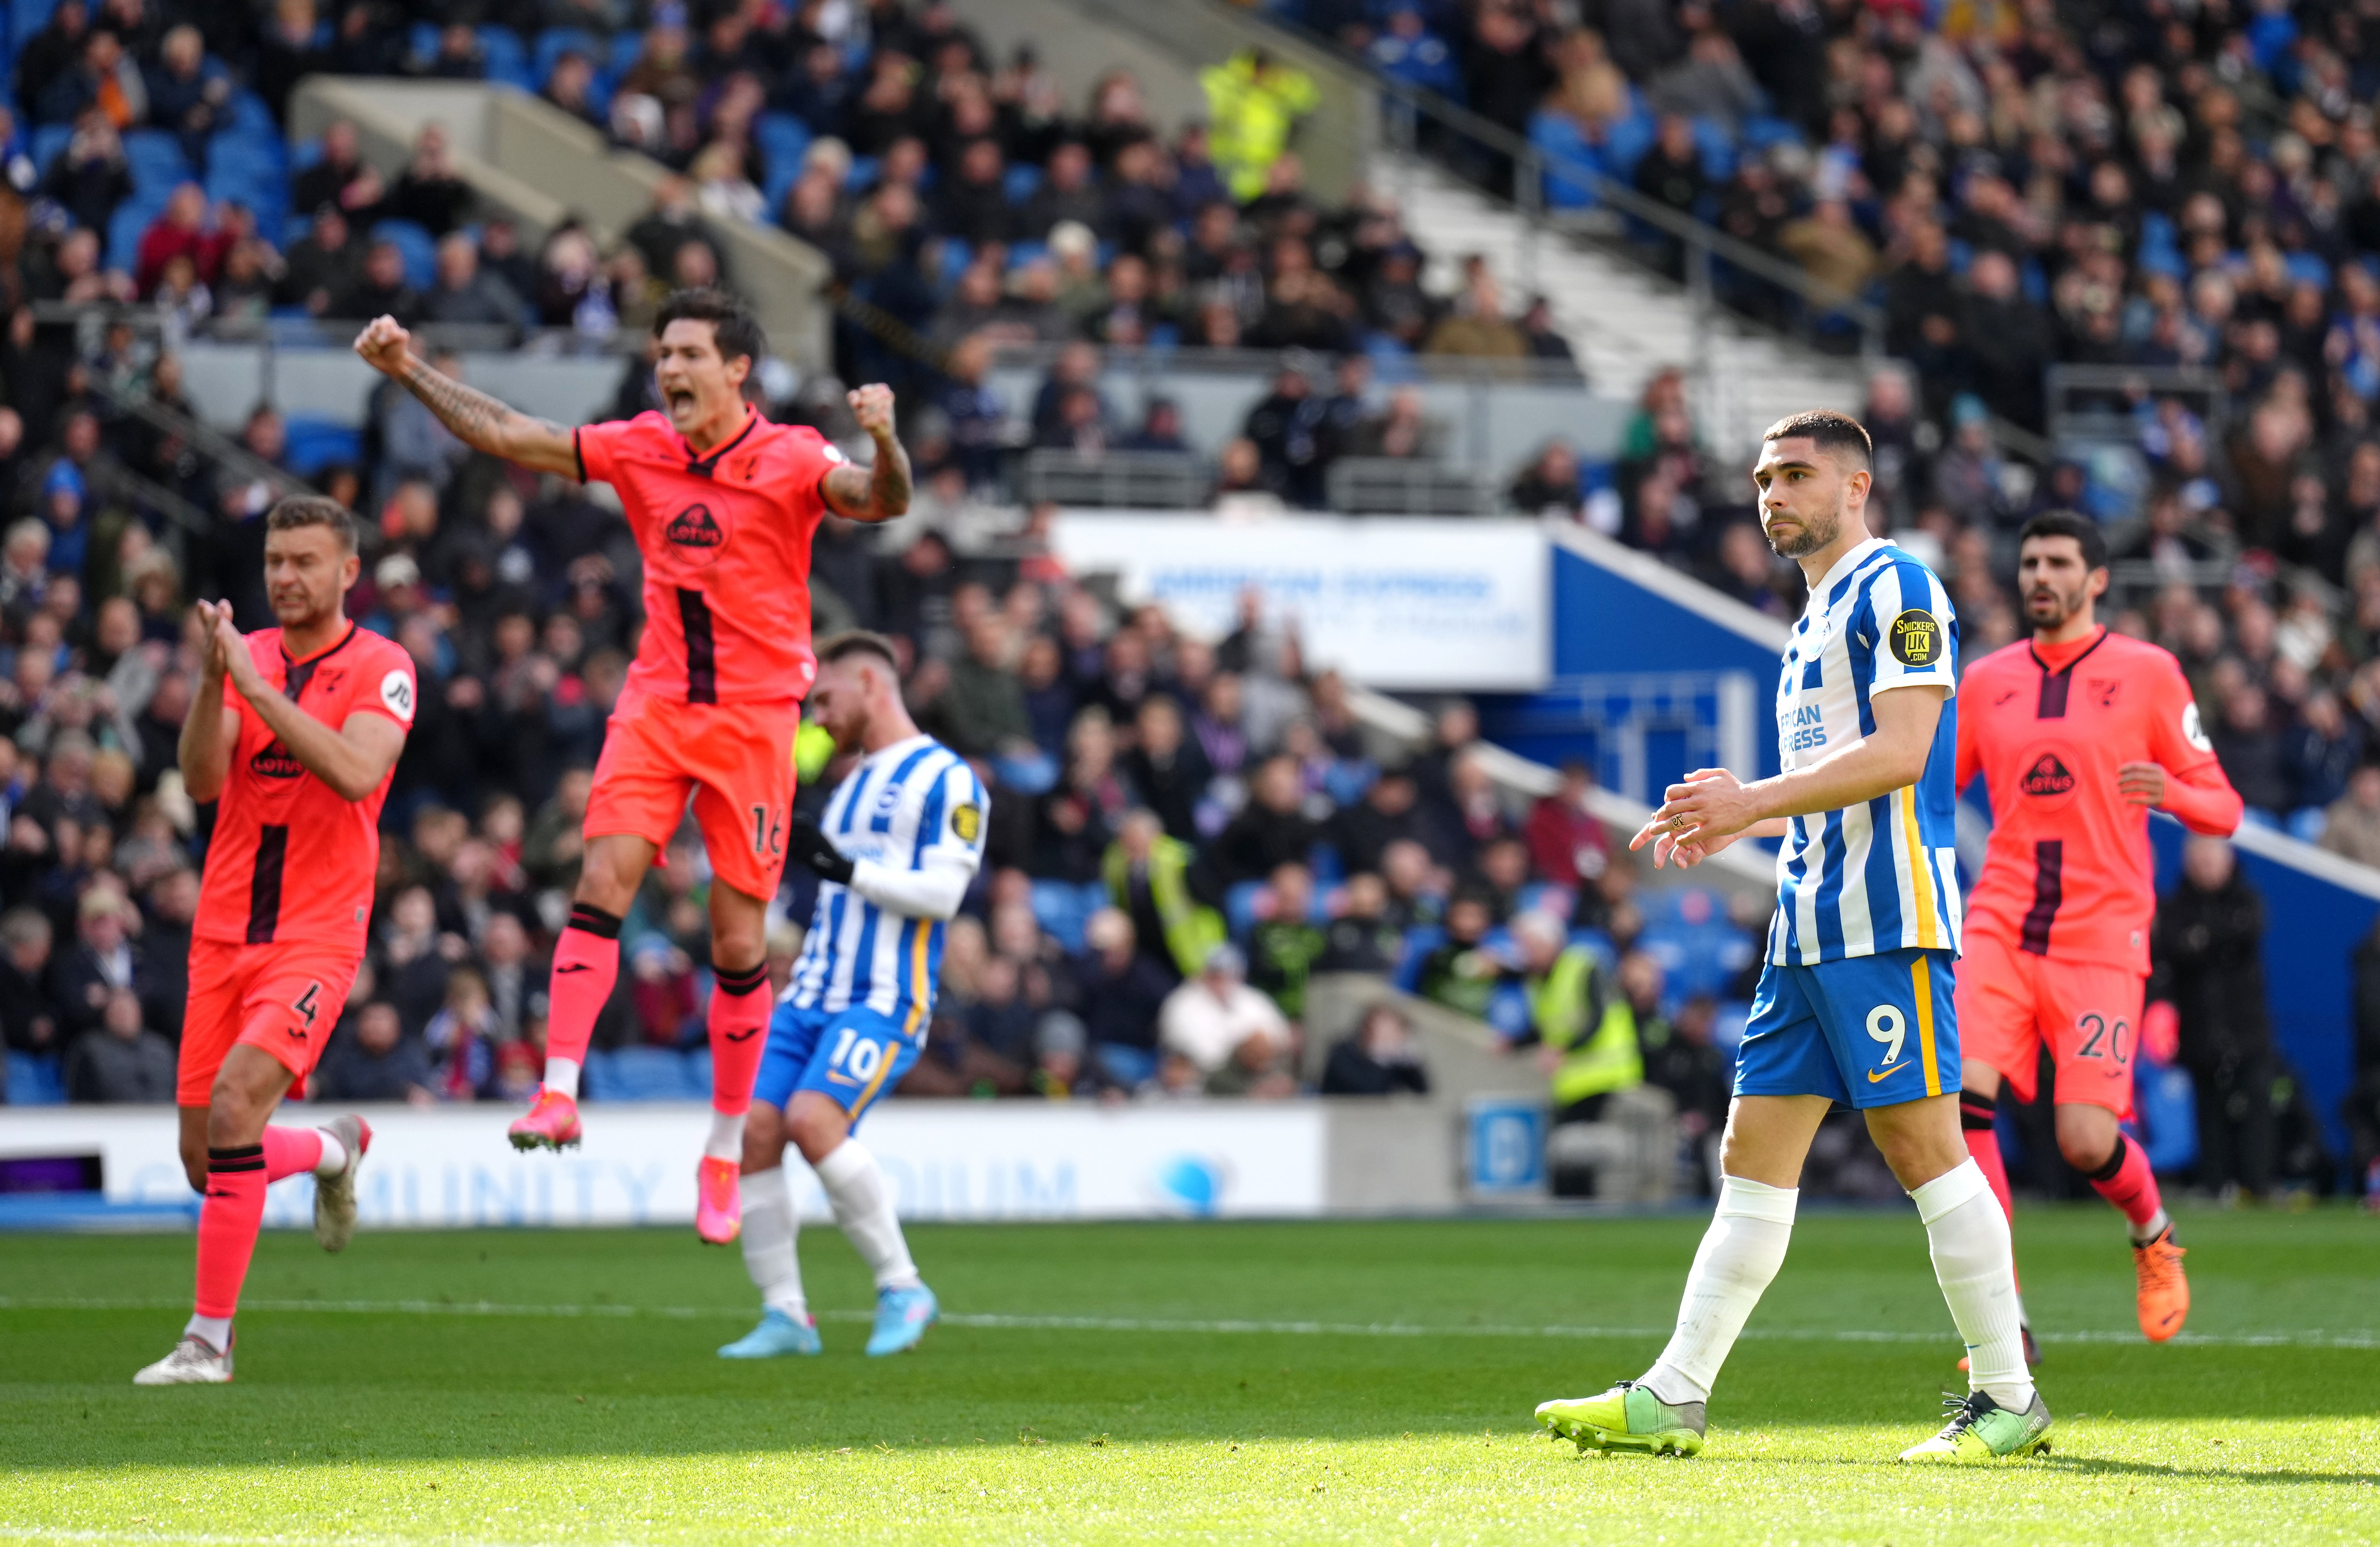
[{"left": 2, "top": 1208, "right": 2375, "bottom": 1545}]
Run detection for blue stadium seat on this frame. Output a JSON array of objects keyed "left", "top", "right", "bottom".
[
  {"left": 227, "top": 91, "right": 276, "bottom": 137},
  {"left": 479, "top": 26, "right": 534, "bottom": 89},
  {"left": 1002, "top": 163, "right": 1042, "bottom": 202},
  {"left": 1224, "top": 879, "right": 1266, "bottom": 939},
  {"left": 408, "top": 20, "right": 442, "bottom": 61},
  {"left": 845, "top": 153, "right": 879, "bottom": 191},
  {"left": 1513, "top": 882, "right": 1569, "bottom": 919},
  {"left": 1599, "top": 108, "right": 1657, "bottom": 182},
  {"left": 122, "top": 128, "right": 191, "bottom": 189},
  {"left": 757, "top": 112, "right": 811, "bottom": 213},
  {"left": 536, "top": 26, "right": 604, "bottom": 81},
  {"left": 2285, "top": 251, "right": 2331, "bottom": 291},
  {"left": 1005, "top": 239, "right": 1048, "bottom": 270},
  {"left": 1566, "top": 927, "right": 1615, "bottom": 970},
  {"left": 1392, "top": 924, "right": 1444, "bottom": 993},
  {"left": 284, "top": 418, "right": 362, "bottom": 476},
  {"left": 1738, "top": 114, "right": 1803, "bottom": 154},
  {"left": 610, "top": 30, "right": 645, "bottom": 73},
  {"left": 2133, "top": 1062, "right": 2199, "bottom": 1174},
  {"left": 106, "top": 202, "right": 153, "bottom": 274},
  {"left": 1639, "top": 886, "right": 1724, "bottom": 931},
  {"left": 371, "top": 218, "right": 438, "bottom": 289},
  {"left": 1029, "top": 880, "right": 1106, "bottom": 954},
  {"left": 1691, "top": 116, "right": 1736, "bottom": 182},
  {"left": 12, "top": 0, "right": 61, "bottom": 56},
  {"left": 206, "top": 130, "right": 288, "bottom": 230},
  {"left": 4, "top": 1051, "right": 66, "bottom": 1104},
  {"left": 31, "top": 123, "right": 72, "bottom": 175}
]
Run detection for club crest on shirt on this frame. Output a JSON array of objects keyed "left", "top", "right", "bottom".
[
  {"left": 665, "top": 502, "right": 726, "bottom": 565},
  {"left": 1889, "top": 608, "right": 1941, "bottom": 666},
  {"left": 2088, "top": 678, "right": 2120, "bottom": 708}
]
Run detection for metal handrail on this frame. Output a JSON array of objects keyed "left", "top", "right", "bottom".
[
  {"left": 88, "top": 459, "right": 215, "bottom": 540},
  {"left": 93, "top": 376, "right": 322, "bottom": 502},
  {"left": 983, "top": 341, "right": 1590, "bottom": 387}
]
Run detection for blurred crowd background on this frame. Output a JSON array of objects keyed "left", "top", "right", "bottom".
[{"left": 1, "top": 0, "right": 2377, "bottom": 1204}]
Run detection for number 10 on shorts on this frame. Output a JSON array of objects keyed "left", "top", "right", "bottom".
[{"left": 828, "top": 1027, "right": 884, "bottom": 1085}]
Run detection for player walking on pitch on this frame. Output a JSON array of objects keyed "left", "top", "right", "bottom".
[
  {"left": 719, "top": 633, "right": 985, "bottom": 1358},
  {"left": 1954, "top": 511, "right": 2240, "bottom": 1352},
  {"left": 355, "top": 291, "right": 913, "bottom": 1247},
  {"left": 135, "top": 499, "right": 416, "bottom": 1384},
  {"left": 1535, "top": 410, "right": 2050, "bottom": 1463}
]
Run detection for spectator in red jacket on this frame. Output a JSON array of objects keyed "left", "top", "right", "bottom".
[
  {"left": 134, "top": 183, "right": 231, "bottom": 297},
  {"left": 1524, "top": 759, "right": 1610, "bottom": 892}
]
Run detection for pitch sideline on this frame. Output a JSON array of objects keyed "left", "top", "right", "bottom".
[{"left": 1, "top": 1295, "right": 2373, "bottom": 1350}]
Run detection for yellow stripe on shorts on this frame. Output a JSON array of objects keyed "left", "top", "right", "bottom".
[{"left": 1909, "top": 956, "right": 1940, "bottom": 1098}]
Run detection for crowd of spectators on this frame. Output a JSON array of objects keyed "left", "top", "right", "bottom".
[{"left": 1290, "top": 0, "right": 2380, "bottom": 856}]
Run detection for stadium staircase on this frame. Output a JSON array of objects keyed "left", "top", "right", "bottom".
[
  {"left": 1374, "top": 152, "right": 1867, "bottom": 449},
  {"left": 961, "top": 0, "right": 1869, "bottom": 452}
]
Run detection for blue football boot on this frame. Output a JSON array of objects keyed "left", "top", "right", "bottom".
[
  {"left": 865, "top": 1284, "right": 939, "bottom": 1356},
  {"left": 718, "top": 1308, "right": 822, "bottom": 1359}
]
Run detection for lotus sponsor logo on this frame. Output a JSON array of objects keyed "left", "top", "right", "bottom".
[{"left": 249, "top": 741, "right": 305, "bottom": 779}]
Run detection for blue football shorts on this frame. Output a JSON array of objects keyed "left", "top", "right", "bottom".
[
  {"left": 1733, "top": 946, "right": 1959, "bottom": 1109},
  {"left": 751, "top": 1001, "right": 922, "bottom": 1126}
]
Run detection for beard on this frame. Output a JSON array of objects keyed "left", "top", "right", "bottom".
[
  {"left": 1764, "top": 504, "right": 1842, "bottom": 559},
  {"left": 2027, "top": 585, "right": 2087, "bottom": 630}
]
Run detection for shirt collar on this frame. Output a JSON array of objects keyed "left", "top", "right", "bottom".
[
  {"left": 1810, "top": 535, "right": 1889, "bottom": 605},
  {"left": 861, "top": 733, "right": 933, "bottom": 768}
]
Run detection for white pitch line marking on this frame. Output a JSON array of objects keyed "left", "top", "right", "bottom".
[{"left": 2, "top": 1296, "right": 2374, "bottom": 1350}]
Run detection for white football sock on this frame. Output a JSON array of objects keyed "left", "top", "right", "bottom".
[
  {"left": 1912, "top": 1159, "right": 2034, "bottom": 1412},
  {"left": 542, "top": 1057, "right": 581, "bottom": 1101},
  {"left": 184, "top": 1313, "right": 231, "bottom": 1350},
  {"left": 2130, "top": 1206, "right": 2171, "bottom": 1245},
  {"left": 704, "top": 1109, "right": 746, "bottom": 1163},
  {"left": 737, "top": 1167, "right": 807, "bottom": 1321},
  {"left": 1642, "top": 1174, "right": 1798, "bottom": 1406},
  {"left": 814, "top": 1139, "right": 921, "bottom": 1290},
  {"left": 311, "top": 1130, "right": 347, "bottom": 1178}
]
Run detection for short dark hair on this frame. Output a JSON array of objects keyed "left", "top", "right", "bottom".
[
  {"left": 266, "top": 495, "right": 358, "bottom": 553},
  {"left": 2018, "top": 509, "right": 2108, "bottom": 570},
  {"left": 1761, "top": 408, "right": 1873, "bottom": 470},
  {"left": 653, "top": 287, "right": 766, "bottom": 367},
  {"left": 818, "top": 630, "right": 900, "bottom": 673}
]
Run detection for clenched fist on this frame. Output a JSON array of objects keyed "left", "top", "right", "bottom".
[
  {"left": 353, "top": 315, "right": 414, "bottom": 376},
  {"left": 847, "top": 382, "right": 897, "bottom": 440}
]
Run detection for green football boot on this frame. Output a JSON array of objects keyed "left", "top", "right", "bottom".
[
  {"left": 1898, "top": 1390, "right": 2053, "bottom": 1463},
  {"left": 1536, "top": 1381, "right": 1706, "bottom": 1457}
]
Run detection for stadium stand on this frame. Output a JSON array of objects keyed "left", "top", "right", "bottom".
[{"left": 0, "top": 0, "right": 2371, "bottom": 1203}]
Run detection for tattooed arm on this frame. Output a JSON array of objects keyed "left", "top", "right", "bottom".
[
  {"left": 352, "top": 315, "right": 581, "bottom": 477},
  {"left": 821, "top": 382, "right": 913, "bottom": 524}
]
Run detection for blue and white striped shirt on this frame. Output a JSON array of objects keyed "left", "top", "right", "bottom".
[
  {"left": 787, "top": 734, "right": 987, "bottom": 1033},
  {"left": 1768, "top": 536, "right": 1963, "bottom": 965}
]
